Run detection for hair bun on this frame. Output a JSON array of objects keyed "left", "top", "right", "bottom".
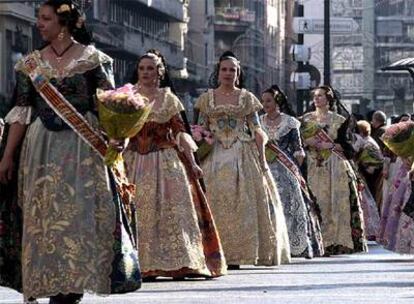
[{"left": 270, "top": 85, "right": 281, "bottom": 92}]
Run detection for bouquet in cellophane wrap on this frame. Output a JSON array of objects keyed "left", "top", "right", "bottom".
[
  {"left": 381, "top": 121, "right": 414, "bottom": 159},
  {"left": 96, "top": 83, "right": 152, "bottom": 167},
  {"left": 191, "top": 124, "right": 214, "bottom": 161}
]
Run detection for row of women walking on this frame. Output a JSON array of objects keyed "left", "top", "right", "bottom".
[{"left": 0, "top": 0, "right": 375, "bottom": 303}]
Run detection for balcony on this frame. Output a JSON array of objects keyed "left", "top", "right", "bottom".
[
  {"left": 124, "top": 31, "right": 185, "bottom": 70},
  {"left": 214, "top": 6, "right": 255, "bottom": 32},
  {"left": 0, "top": 3, "right": 36, "bottom": 23},
  {"left": 135, "top": 0, "right": 187, "bottom": 22},
  {"left": 90, "top": 22, "right": 185, "bottom": 70}
]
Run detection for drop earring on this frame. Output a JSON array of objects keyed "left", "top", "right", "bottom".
[{"left": 58, "top": 29, "right": 65, "bottom": 41}]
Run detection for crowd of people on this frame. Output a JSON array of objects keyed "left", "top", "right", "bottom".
[{"left": 0, "top": 1, "right": 413, "bottom": 303}]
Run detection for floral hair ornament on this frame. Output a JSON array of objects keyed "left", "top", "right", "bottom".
[
  {"left": 57, "top": 4, "right": 73, "bottom": 14},
  {"left": 144, "top": 52, "right": 166, "bottom": 77},
  {"left": 145, "top": 53, "right": 163, "bottom": 67}
]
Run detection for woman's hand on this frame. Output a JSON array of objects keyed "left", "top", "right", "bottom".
[
  {"left": 109, "top": 138, "right": 129, "bottom": 153},
  {"left": 190, "top": 163, "right": 204, "bottom": 179},
  {"left": 0, "top": 156, "right": 14, "bottom": 184}
]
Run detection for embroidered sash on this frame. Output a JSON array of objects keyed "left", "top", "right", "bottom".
[
  {"left": 266, "top": 141, "right": 312, "bottom": 201},
  {"left": 22, "top": 55, "right": 108, "bottom": 158},
  {"left": 21, "top": 54, "right": 135, "bottom": 217},
  {"left": 315, "top": 128, "right": 347, "bottom": 160}
]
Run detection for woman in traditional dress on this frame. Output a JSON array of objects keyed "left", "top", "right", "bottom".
[
  {"left": 301, "top": 86, "right": 367, "bottom": 255},
  {"left": 124, "top": 50, "right": 226, "bottom": 280},
  {"left": 193, "top": 52, "right": 290, "bottom": 268},
  {"left": 353, "top": 120, "right": 382, "bottom": 240},
  {"left": 260, "top": 85, "right": 324, "bottom": 258},
  {"left": 0, "top": 1, "right": 141, "bottom": 303},
  {"left": 379, "top": 156, "right": 412, "bottom": 250}
]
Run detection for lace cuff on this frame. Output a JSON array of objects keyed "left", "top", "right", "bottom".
[
  {"left": 176, "top": 132, "right": 198, "bottom": 152},
  {"left": 293, "top": 150, "right": 306, "bottom": 159},
  {"left": 5, "top": 106, "right": 32, "bottom": 125}
]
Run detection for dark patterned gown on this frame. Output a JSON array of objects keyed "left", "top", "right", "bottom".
[
  {"left": 261, "top": 113, "right": 324, "bottom": 257},
  {"left": 1, "top": 45, "right": 140, "bottom": 301}
]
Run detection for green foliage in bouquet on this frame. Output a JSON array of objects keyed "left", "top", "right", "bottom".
[
  {"left": 98, "top": 102, "right": 152, "bottom": 166},
  {"left": 382, "top": 121, "right": 414, "bottom": 158},
  {"left": 265, "top": 146, "right": 278, "bottom": 164},
  {"left": 197, "top": 139, "right": 213, "bottom": 162},
  {"left": 97, "top": 84, "right": 153, "bottom": 166}
]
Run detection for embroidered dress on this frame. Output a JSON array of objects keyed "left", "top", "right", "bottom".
[
  {"left": 0, "top": 125, "right": 22, "bottom": 292},
  {"left": 124, "top": 88, "right": 226, "bottom": 278},
  {"left": 261, "top": 113, "right": 324, "bottom": 257},
  {"left": 2, "top": 46, "right": 140, "bottom": 300},
  {"left": 378, "top": 157, "right": 411, "bottom": 251},
  {"left": 194, "top": 89, "right": 291, "bottom": 266},
  {"left": 301, "top": 112, "right": 367, "bottom": 255}
]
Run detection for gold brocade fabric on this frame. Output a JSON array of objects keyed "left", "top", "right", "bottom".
[
  {"left": 124, "top": 92, "right": 224, "bottom": 275},
  {"left": 19, "top": 114, "right": 115, "bottom": 300},
  {"left": 194, "top": 90, "right": 291, "bottom": 265},
  {"left": 301, "top": 112, "right": 354, "bottom": 249}
]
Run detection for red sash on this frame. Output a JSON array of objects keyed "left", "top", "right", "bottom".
[
  {"left": 314, "top": 128, "right": 346, "bottom": 160},
  {"left": 266, "top": 141, "right": 312, "bottom": 201}
]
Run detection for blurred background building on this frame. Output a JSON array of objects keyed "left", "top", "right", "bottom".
[
  {"left": 374, "top": 0, "right": 414, "bottom": 116},
  {"left": 0, "top": 1, "right": 35, "bottom": 117},
  {"left": 3, "top": 0, "right": 413, "bottom": 118}
]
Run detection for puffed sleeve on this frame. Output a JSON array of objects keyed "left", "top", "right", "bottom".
[
  {"left": 244, "top": 91, "right": 267, "bottom": 142},
  {"left": 166, "top": 93, "right": 198, "bottom": 153},
  {"left": 4, "top": 71, "right": 35, "bottom": 125},
  {"left": 170, "top": 114, "right": 198, "bottom": 152},
  {"left": 94, "top": 60, "right": 115, "bottom": 90}
]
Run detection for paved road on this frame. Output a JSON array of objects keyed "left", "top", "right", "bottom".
[{"left": 1, "top": 243, "right": 413, "bottom": 304}]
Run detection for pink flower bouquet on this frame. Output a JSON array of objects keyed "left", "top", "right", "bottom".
[
  {"left": 96, "top": 83, "right": 152, "bottom": 166},
  {"left": 191, "top": 124, "right": 214, "bottom": 161}
]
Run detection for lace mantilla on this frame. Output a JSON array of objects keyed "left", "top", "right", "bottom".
[
  {"left": 261, "top": 113, "right": 301, "bottom": 141},
  {"left": 15, "top": 45, "right": 113, "bottom": 81},
  {"left": 147, "top": 87, "right": 185, "bottom": 124},
  {"left": 195, "top": 89, "right": 262, "bottom": 118}
]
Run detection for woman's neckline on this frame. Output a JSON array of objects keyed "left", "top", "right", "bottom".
[{"left": 211, "top": 88, "right": 244, "bottom": 108}]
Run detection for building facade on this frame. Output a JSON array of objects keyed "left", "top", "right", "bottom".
[
  {"left": 0, "top": 0, "right": 190, "bottom": 116},
  {"left": 0, "top": 2, "right": 36, "bottom": 117},
  {"left": 88, "top": 0, "right": 189, "bottom": 86},
  {"left": 374, "top": 0, "right": 414, "bottom": 115},
  {"left": 213, "top": 0, "right": 291, "bottom": 96}
]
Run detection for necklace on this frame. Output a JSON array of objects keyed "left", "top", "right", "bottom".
[
  {"left": 50, "top": 42, "right": 74, "bottom": 63},
  {"left": 267, "top": 113, "right": 281, "bottom": 121},
  {"left": 217, "top": 89, "right": 237, "bottom": 96}
]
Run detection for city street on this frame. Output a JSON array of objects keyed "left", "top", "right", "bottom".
[{"left": 1, "top": 243, "right": 413, "bottom": 304}]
